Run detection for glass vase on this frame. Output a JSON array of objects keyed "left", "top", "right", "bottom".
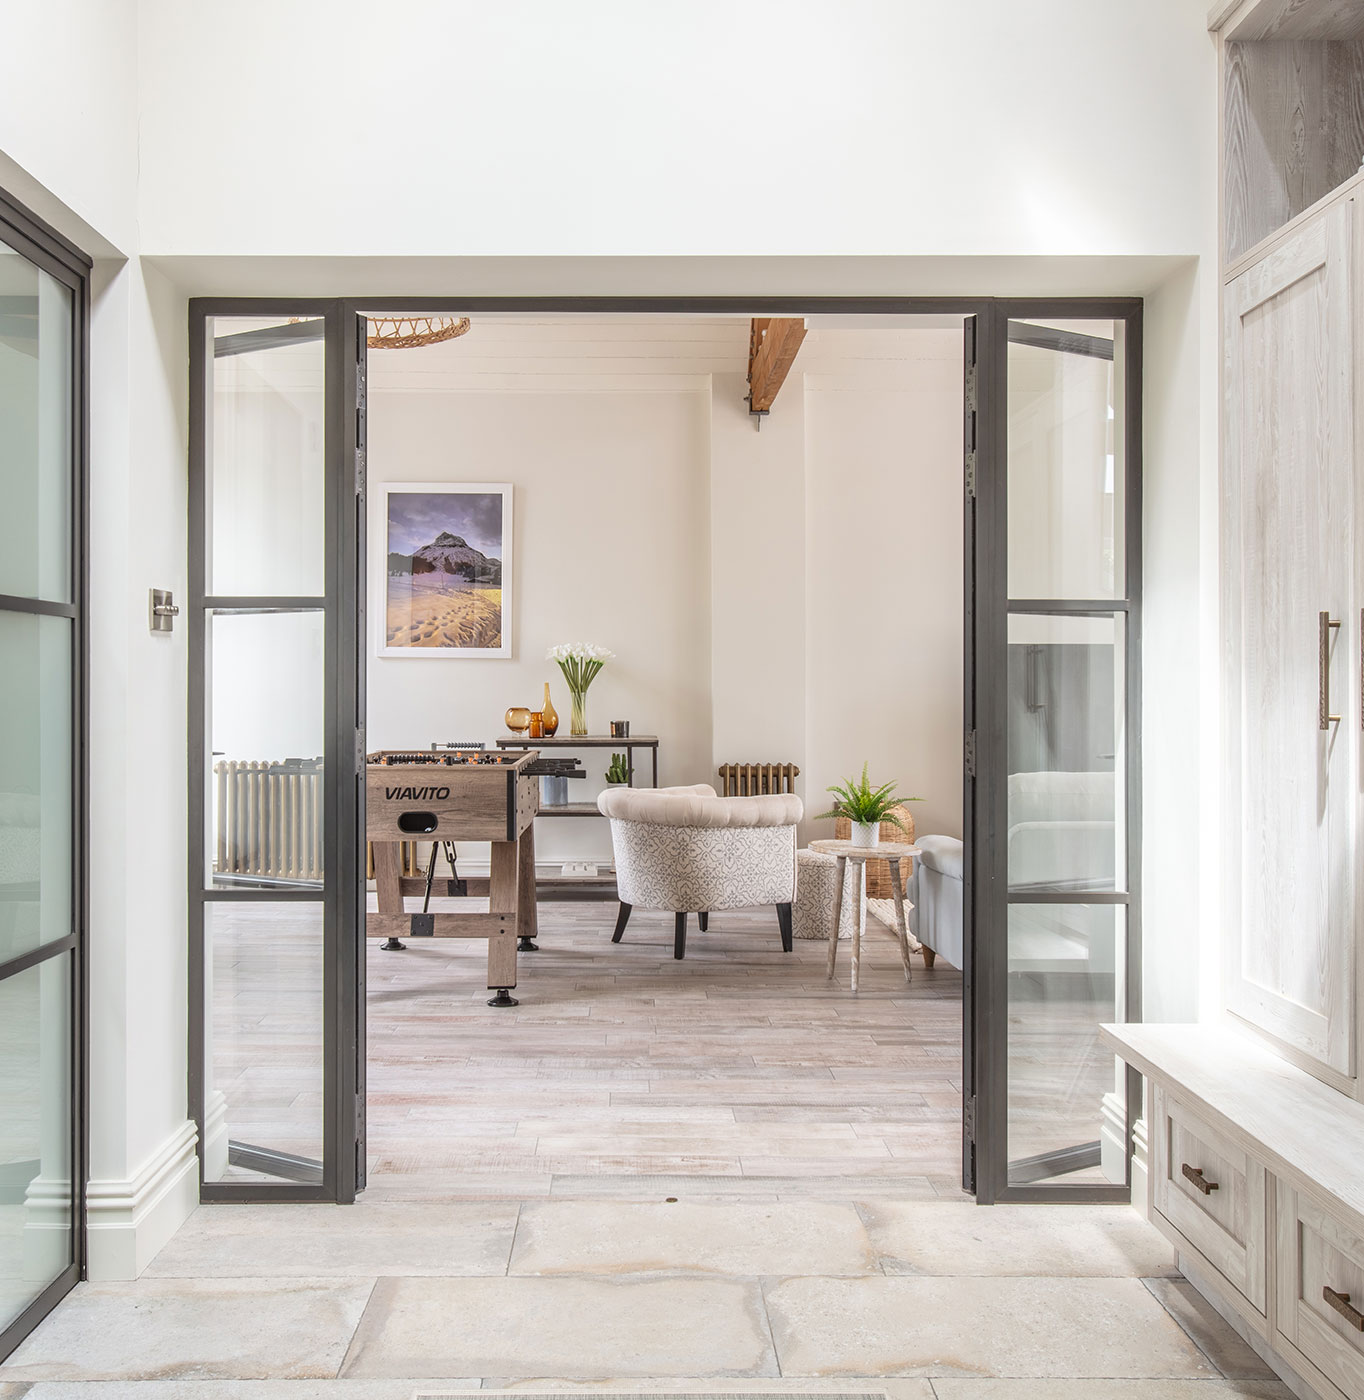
[{"left": 570, "top": 689, "right": 588, "bottom": 736}]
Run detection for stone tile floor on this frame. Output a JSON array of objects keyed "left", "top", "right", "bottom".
[
  {"left": 0, "top": 1200, "right": 1291, "bottom": 1398},
  {"left": 0, "top": 909, "right": 1294, "bottom": 1396}
]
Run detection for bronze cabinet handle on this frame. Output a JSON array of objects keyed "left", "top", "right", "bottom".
[
  {"left": 1324, "top": 1287, "right": 1364, "bottom": 1331},
  {"left": 1182, "top": 1163, "right": 1219, "bottom": 1195},
  {"left": 1321, "top": 612, "right": 1342, "bottom": 729}
]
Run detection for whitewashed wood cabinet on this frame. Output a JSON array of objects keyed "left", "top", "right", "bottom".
[
  {"left": 1222, "top": 195, "right": 1359, "bottom": 1089},
  {"left": 1104, "top": 8, "right": 1364, "bottom": 1400}
]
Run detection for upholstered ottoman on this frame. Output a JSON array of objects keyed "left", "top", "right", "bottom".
[{"left": 792, "top": 847, "right": 865, "bottom": 941}]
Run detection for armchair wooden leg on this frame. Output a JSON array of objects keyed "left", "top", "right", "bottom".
[
  {"left": 922, "top": 947, "right": 937, "bottom": 968},
  {"left": 776, "top": 902, "right": 793, "bottom": 953},
  {"left": 611, "top": 901, "right": 632, "bottom": 943},
  {"left": 674, "top": 912, "right": 687, "bottom": 960},
  {"left": 698, "top": 912, "right": 709, "bottom": 932}
]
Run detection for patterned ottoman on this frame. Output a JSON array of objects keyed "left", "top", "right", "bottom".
[{"left": 792, "top": 846, "right": 865, "bottom": 941}]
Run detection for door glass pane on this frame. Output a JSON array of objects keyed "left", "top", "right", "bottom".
[
  {"left": 0, "top": 954, "right": 72, "bottom": 1328},
  {"left": 0, "top": 612, "right": 72, "bottom": 962},
  {"left": 1006, "top": 612, "right": 1125, "bottom": 893},
  {"left": 204, "top": 902, "right": 323, "bottom": 1182},
  {"left": 1007, "top": 319, "right": 1122, "bottom": 600},
  {"left": 207, "top": 610, "right": 324, "bottom": 890},
  {"left": 208, "top": 316, "right": 324, "bottom": 597},
  {"left": 0, "top": 250, "right": 71, "bottom": 604},
  {"left": 1007, "top": 903, "right": 1124, "bottom": 1186}
]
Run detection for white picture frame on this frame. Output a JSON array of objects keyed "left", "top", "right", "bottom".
[{"left": 373, "top": 481, "right": 513, "bottom": 659}]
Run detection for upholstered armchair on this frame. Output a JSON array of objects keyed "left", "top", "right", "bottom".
[{"left": 597, "top": 783, "right": 803, "bottom": 960}]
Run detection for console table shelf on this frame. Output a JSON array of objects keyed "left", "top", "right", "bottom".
[{"left": 494, "top": 734, "right": 661, "bottom": 898}]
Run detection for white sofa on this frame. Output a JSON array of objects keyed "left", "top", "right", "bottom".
[
  {"left": 598, "top": 783, "right": 803, "bottom": 960},
  {"left": 910, "top": 771, "right": 1118, "bottom": 973}
]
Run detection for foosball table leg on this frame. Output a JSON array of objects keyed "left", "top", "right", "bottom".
[
  {"left": 487, "top": 987, "right": 519, "bottom": 1007},
  {"left": 516, "top": 824, "right": 539, "bottom": 951},
  {"left": 380, "top": 937, "right": 406, "bottom": 952}
]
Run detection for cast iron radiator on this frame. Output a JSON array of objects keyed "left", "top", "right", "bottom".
[
  {"left": 716, "top": 762, "right": 800, "bottom": 796},
  {"left": 214, "top": 757, "right": 325, "bottom": 884}
]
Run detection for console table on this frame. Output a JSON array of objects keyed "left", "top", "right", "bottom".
[{"left": 494, "top": 734, "right": 660, "bottom": 899}]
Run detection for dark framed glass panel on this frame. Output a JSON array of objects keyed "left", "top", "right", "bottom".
[{"left": 0, "top": 192, "right": 87, "bottom": 1364}]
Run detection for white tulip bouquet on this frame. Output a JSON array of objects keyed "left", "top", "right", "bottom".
[{"left": 546, "top": 643, "right": 615, "bottom": 735}]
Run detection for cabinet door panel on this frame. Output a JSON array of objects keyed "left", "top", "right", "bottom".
[{"left": 1223, "top": 199, "right": 1356, "bottom": 1082}]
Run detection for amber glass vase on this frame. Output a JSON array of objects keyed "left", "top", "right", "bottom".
[{"left": 541, "top": 683, "right": 559, "bottom": 737}]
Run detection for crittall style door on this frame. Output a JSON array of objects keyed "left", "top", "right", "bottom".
[
  {"left": 188, "top": 304, "right": 365, "bottom": 1202},
  {"left": 0, "top": 191, "right": 88, "bottom": 1358},
  {"left": 965, "top": 301, "right": 1143, "bottom": 1203}
]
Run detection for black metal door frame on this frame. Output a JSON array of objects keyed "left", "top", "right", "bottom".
[
  {"left": 0, "top": 188, "right": 91, "bottom": 1360},
  {"left": 188, "top": 300, "right": 364, "bottom": 1202},
  {"left": 969, "top": 299, "right": 1144, "bottom": 1204},
  {"left": 185, "top": 293, "right": 1141, "bottom": 1207}
]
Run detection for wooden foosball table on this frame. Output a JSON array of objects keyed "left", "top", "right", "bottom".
[{"left": 366, "top": 749, "right": 539, "bottom": 1006}]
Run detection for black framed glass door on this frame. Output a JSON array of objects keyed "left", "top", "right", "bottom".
[
  {"left": 0, "top": 191, "right": 88, "bottom": 1358},
  {"left": 188, "top": 302, "right": 364, "bottom": 1202},
  {"left": 965, "top": 301, "right": 1142, "bottom": 1203}
]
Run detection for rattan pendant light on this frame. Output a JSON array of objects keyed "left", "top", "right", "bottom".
[{"left": 365, "top": 315, "right": 471, "bottom": 349}]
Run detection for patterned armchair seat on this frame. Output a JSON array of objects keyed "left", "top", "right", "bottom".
[{"left": 597, "top": 783, "right": 803, "bottom": 961}]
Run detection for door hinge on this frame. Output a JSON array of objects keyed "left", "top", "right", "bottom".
[
  {"left": 356, "top": 730, "right": 367, "bottom": 771},
  {"left": 964, "top": 1095, "right": 976, "bottom": 1141},
  {"left": 965, "top": 449, "right": 977, "bottom": 499},
  {"left": 964, "top": 730, "right": 977, "bottom": 777}
]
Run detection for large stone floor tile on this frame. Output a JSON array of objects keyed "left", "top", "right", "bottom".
[
  {"left": 0, "top": 1279, "right": 374, "bottom": 1382},
  {"left": 1143, "top": 1278, "right": 1280, "bottom": 1380},
  {"left": 764, "top": 1276, "right": 1217, "bottom": 1379},
  {"left": 860, "top": 1203, "right": 1176, "bottom": 1277},
  {"left": 929, "top": 1382, "right": 1292, "bottom": 1399},
  {"left": 509, "top": 1201, "right": 875, "bottom": 1276},
  {"left": 472, "top": 1380, "right": 933, "bottom": 1396},
  {"left": 145, "top": 1202, "right": 519, "bottom": 1278},
  {"left": 340, "top": 1276, "right": 776, "bottom": 1379},
  {"left": 25, "top": 1385, "right": 481, "bottom": 1399}
]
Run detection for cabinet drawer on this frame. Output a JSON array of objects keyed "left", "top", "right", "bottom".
[
  {"left": 1152, "top": 1088, "right": 1267, "bottom": 1311},
  {"left": 1277, "top": 1183, "right": 1364, "bottom": 1399}
]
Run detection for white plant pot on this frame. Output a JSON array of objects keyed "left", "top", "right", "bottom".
[{"left": 849, "top": 821, "right": 880, "bottom": 849}]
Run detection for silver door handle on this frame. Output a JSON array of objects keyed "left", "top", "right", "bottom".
[{"left": 1320, "top": 612, "right": 1342, "bottom": 730}]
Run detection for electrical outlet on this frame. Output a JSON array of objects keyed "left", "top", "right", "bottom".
[{"left": 561, "top": 862, "right": 598, "bottom": 878}]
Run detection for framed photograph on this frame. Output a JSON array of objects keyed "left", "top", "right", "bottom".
[{"left": 374, "top": 482, "right": 512, "bottom": 658}]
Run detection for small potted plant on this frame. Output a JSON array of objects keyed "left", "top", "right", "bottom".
[
  {"left": 604, "top": 753, "right": 630, "bottom": 787},
  {"left": 817, "top": 763, "right": 912, "bottom": 849}
]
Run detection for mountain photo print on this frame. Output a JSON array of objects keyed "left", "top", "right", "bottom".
[{"left": 377, "top": 483, "right": 513, "bottom": 657}]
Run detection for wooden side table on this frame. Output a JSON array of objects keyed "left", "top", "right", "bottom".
[{"left": 808, "top": 839, "right": 923, "bottom": 992}]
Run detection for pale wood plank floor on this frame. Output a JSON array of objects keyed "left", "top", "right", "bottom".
[{"left": 364, "top": 901, "right": 969, "bottom": 1200}]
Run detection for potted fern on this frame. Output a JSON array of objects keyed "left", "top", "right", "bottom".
[{"left": 817, "top": 763, "right": 913, "bottom": 849}]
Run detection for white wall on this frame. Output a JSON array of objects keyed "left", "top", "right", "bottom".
[
  {"left": 134, "top": 1, "right": 1212, "bottom": 263},
  {"left": 0, "top": 0, "right": 138, "bottom": 255},
  {"left": 367, "top": 348, "right": 715, "bottom": 863},
  {"left": 802, "top": 331, "right": 965, "bottom": 842}
]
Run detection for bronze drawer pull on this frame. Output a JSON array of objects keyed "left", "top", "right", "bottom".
[
  {"left": 1324, "top": 1287, "right": 1364, "bottom": 1331},
  {"left": 1181, "top": 1163, "right": 1218, "bottom": 1195}
]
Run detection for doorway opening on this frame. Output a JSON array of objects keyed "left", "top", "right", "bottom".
[{"left": 186, "top": 297, "right": 1142, "bottom": 1208}]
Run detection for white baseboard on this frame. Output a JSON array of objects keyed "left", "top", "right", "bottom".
[
  {"left": 1100, "top": 1090, "right": 1128, "bottom": 1188},
  {"left": 86, "top": 1118, "right": 199, "bottom": 1281},
  {"left": 1130, "top": 1113, "right": 1150, "bottom": 1219}
]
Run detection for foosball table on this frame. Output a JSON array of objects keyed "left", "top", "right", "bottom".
[{"left": 366, "top": 748, "right": 539, "bottom": 1006}]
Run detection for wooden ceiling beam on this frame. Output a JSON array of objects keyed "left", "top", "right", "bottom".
[{"left": 747, "top": 317, "right": 807, "bottom": 413}]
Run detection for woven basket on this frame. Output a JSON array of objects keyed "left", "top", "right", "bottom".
[{"left": 834, "top": 803, "right": 916, "bottom": 897}]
